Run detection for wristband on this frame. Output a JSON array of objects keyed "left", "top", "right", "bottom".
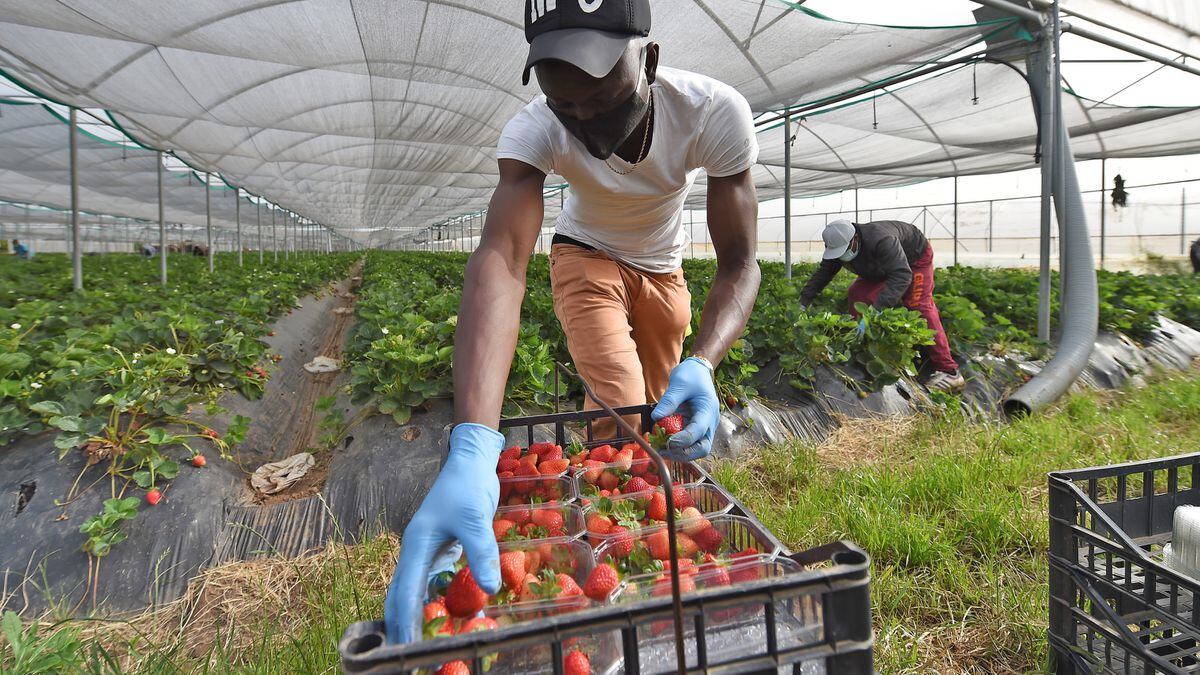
[{"left": 686, "top": 354, "right": 715, "bottom": 375}]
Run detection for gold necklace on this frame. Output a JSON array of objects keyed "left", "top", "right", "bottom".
[{"left": 605, "top": 89, "right": 654, "bottom": 176}]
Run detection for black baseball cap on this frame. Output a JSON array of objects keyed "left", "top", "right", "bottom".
[{"left": 523, "top": 0, "right": 652, "bottom": 85}]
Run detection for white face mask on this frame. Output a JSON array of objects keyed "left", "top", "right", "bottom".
[{"left": 839, "top": 245, "right": 858, "bottom": 262}]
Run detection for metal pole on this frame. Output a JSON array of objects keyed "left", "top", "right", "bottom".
[
  {"left": 1183, "top": 188, "right": 1188, "bottom": 256},
  {"left": 854, "top": 188, "right": 859, "bottom": 221},
  {"left": 1036, "top": 15, "right": 1056, "bottom": 343},
  {"left": 257, "top": 201, "right": 263, "bottom": 264},
  {"left": 236, "top": 189, "right": 243, "bottom": 267},
  {"left": 953, "top": 176, "right": 959, "bottom": 266},
  {"left": 1054, "top": 0, "right": 1068, "bottom": 325},
  {"left": 988, "top": 200, "right": 994, "bottom": 254},
  {"left": 69, "top": 108, "right": 82, "bottom": 290},
  {"left": 158, "top": 153, "right": 167, "bottom": 285},
  {"left": 272, "top": 208, "right": 278, "bottom": 262},
  {"left": 205, "top": 174, "right": 214, "bottom": 273},
  {"left": 784, "top": 115, "right": 792, "bottom": 278},
  {"left": 284, "top": 212, "right": 290, "bottom": 260},
  {"left": 1099, "top": 159, "right": 1106, "bottom": 269}
]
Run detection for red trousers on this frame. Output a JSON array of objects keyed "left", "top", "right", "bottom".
[{"left": 847, "top": 245, "right": 958, "bottom": 373}]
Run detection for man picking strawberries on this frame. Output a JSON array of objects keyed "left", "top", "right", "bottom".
[
  {"left": 384, "top": 0, "right": 758, "bottom": 643},
  {"left": 385, "top": 0, "right": 760, "bottom": 644}
]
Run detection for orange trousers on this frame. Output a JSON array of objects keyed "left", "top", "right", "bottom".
[{"left": 548, "top": 243, "right": 692, "bottom": 438}]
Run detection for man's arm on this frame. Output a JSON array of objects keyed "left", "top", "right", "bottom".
[
  {"left": 454, "top": 159, "right": 547, "bottom": 427},
  {"left": 798, "top": 259, "right": 842, "bottom": 306},
  {"left": 690, "top": 168, "right": 761, "bottom": 364},
  {"left": 873, "top": 237, "right": 913, "bottom": 309}
]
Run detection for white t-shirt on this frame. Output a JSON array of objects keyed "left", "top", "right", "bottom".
[{"left": 496, "top": 67, "right": 758, "bottom": 274}]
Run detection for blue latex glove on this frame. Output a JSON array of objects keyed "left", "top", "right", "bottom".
[
  {"left": 651, "top": 356, "right": 720, "bottom": 461},
  {"left": 855, "top": 318, "right": 867, "bottom": 337},
  {"left": 383, "top": 423, "right": 504, "bottom": 644}
]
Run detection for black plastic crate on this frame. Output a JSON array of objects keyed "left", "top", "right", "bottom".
[
  {"left": 339, "top": 405, "right": 873, "bottom": 673},
  {"left": 340, "top": 540, "right": 873, "bottom": 674},
  {"left": 1049, "top": 452, "right": 1200, "bottom": 673}
]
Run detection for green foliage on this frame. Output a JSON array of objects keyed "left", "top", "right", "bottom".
[
  {"left": 78, "top": 497, "right": 140, "bottom": 558},
  {"left": 1, "top": 611, "right": 85, "bottom": 675}
]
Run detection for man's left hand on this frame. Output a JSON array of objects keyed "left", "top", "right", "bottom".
[{"left": 651, "top": 357, "right": 719, "bottom": 461}]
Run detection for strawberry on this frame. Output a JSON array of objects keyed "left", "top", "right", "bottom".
[
  {"left": 679, "top": 507, "right": 709, "bottom": 536},
  {"left": 644, "top": 474, "right": 661, "bottom": 487},
  {"left": 676, "top": 532, "right": 700, "bottom": 558},
  {"left": 508, "top": 506, "right": 533, "bottom": 527},
  {"left": 586, "top": 513, "right": 612, "bottom": 536},
  {"left": 672, "top": 485, "right": 694, "bottom": 509},
  {"left": 606, "top": 525, "right": 634, "bottom": 559},
  {"left": 535, "top": 444, "right": 563, "bottom": 462},
  {"left": 646, "top": 529, "right": 671, "bottom": 560},
  {"left": 459, "top": 616, "right": 498, "bottom": 634},
  {"left": 500, "top": 446, "right": 521, "bottom": 462},
  {"left": 496, "top": 457, "right": 520, "bottom": 473},
  {"left": 538, "top": 458, "right": 570, "bottom": 475},
  {"left": 569, "top": 453, "right": 587, "bottom": 467},
  {"left": 492, "top": 519, "right": 517, "bottom": 540},
  {"left": 191, "top": 454, "right": 207, "bottom": 468},
  {"left": 557, "top": 573, "right": 584, "bottom": 598},
  {"left": 598, "top": 470, "right": 620, "bottom": 492},
  {"left": 624, "top": 476, "right": 652, "bottom": 495},
  {"left": 583, "top": 563, "right": 620, "bottom": 602},
  {"left": 589, "top": 445, "right": 615, "bottom": 463},
  {"left": 500, "top": 551, "right": 526, "bottom": 593},
  {"left": 518, "top": 453, "right": 540, "bottom": 468},
  {"left": 422, "top": 599, "right": 454, "bottom": 638},
  {"left": 656, "top": 414, "right": 684, "bottom": 435},
  {"left": 612, "top": 448, "right": 633, "bottom": 472},
  {"left": 703, "top": 562, "right": 731, "bottom": 587},
  {"left": 646, "top": 492, "right": 668, "bottom": 522},
  {"left": 514, "top": 461, "right": 540, "bottom": 481},
  {"left": 519, "top": 572, "right": 541, "bottom": 602},
  {"left": 564, "top": 649, "right": 591, "bottom": 675},
  {"left": 531, "top": 508, "right": 564, "bottom": 531},
  {"left": 694, "top": 525, "right": 725, "bottom": 554},
  {"left": 523, "top": 550, "right": 543, "bottom": 574},
  {"left": 444, "top": 567, "right": 488, "bottom": 617},
  {"left": 582, "top": 460, "right": 606, "bottom": 485},
  {"left": 145, "top": 488, "right": 162, "bottom": 506},
  {"left": 437, "top": 661, "right": 470, "bottom": 675},
  {"left": 652, "top": 571, "right": 696, "bottom": 596},
  {"left": 663, "top": 557, "right": 697, "bottom": 576}
]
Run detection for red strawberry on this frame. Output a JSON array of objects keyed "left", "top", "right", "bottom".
[
  {"left": 569, "top": 453, "right": 587, "bottom": 467},
  {"left": 583, "top": 563, "right": 620, "bottom": 602},
  {"left": 437, "top": 661, "right": 470, "bottom": 675},
  {"left": 444, "top": 567, "right": 488, "bottom": 617},
  {"left": 652, "top": 571, "right": 696, "bottom": 596},
  {"left": 598, "top": 470, "right": 620, "bottom": 491},
  {"left": 534, "top": 444, "right": 563, "bottom": 462},
  {"left": 518, "top": 453, "right": 539, "bottom": 468},
  {"left": 624, "top": 476, "right": 652, "bottom": 495},
  {"left": 663, "top": 557, "right": 697, "bottom": 576},
  {"left": 607, "top": 525, "right": 634, "bottom": 559},
  {"left": 500, "top": 551, "right": 526, "bottom": 593},
  {"left": 586, "top": 513, "right": 612, "bottom": 536},
  {"left": 191, "top": 454, "right": 207, "bottom": 468},
  {"left": 694, "top": 525, "right": 724, "bottom": 554},
  {"left": 557, "top": 573, "right": 584, "bottom": 597},
  {"left": 646, "top": 492, "right": 668, "bottom": 522},
  {"left": 581, "top": 460, "right": 606, "bottom": 485},
  {"left": 531, "top": 508, "right": 564, "bottom": 531},
  {"left": 680, "top": 507, "right": 709, "bottom": 536},
  {"left": 676, "top": 532, "right": 700, "bottom": 558},
  {"left": 493, "top": 519, "right": 517, "bottom": 540},
  {"left": 519, "top": 572, "right": 541, "bottom": 601},
  {"left": 646, "top": 529, "right": 671, "bottom": 560},
  {"left": 644, "top": 474, "right": 661, "bottom": 487},
  {"left": 515, "top": 461, "right": 540, "bottom": 479},
  {"left": 508, "top": 506, "right": 532, "bottom": 526},
  {"left": 496, "top": 457, "right": 520, "bottom": 473},
  {"left": 672, "top": 485, "right": 694, "bottom": 509},
  {"left": 656, "top": 414, "right": 684, "bottom": 435},
  {"left": 538, "top": 458, "right": 570, "bottom": 475},
  {"left": 523, "top": 550, "right": 543, "bottom": 574},
  {"left": 145, "top": 488, "right": 162, "bottom": 506},
  {"left": 612, "top": 448, "right": 633, "bottom": 472},
  {"left": 703, "top": 563, "right": 731, "bottom": 587},
  {"left": 589, "top": 445, "right": 615, "bottom": 463},
  {"left": 423, "top": 599, "right": 454, "bottom": 637},
  {"left": 459, "top": 616, "right": 498, "bottom": 634},
  {"left": 500, "top": 446, "right": 521, "bottom": 462},
  {"left": 564, "top": 649, "right": 591, "bottom": 675}
]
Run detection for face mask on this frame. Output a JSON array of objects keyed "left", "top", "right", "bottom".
[
  {"left": 839, "top": 243, "right": 858, "bottom": 262},
  {"left": 552, "top": 59, "right": 650, "bottom": 161}
]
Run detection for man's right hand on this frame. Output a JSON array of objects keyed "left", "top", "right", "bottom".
[{"left": 383, "top": 423, "right": 504, "bottom": 644}]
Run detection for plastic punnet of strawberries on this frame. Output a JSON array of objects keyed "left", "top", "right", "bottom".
[
  {"left": 492, "top": 502, "right": 582, "bottom": 543},
  {"left": 496, "top": 442, "right": 574, "bottom": 506}
]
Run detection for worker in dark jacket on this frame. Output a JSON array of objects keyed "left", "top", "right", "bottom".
[
  {"left": 799, "top": 219, "right": 965, "bottom": 393},
  {"left": 1190, "top": 237, "right": 1199, "bottom": 273}
]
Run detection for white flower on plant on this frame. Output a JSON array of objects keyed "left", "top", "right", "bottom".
[
  {"left": 214, "top": 319, "right": 225, "bottom": 325},
  {"left": 10, "top": 323, "right": 19, "bottom": 330},
  {"left": 30, "top": 382, "right": 42, "bottom": 389},
  {"left": 133, "top": 353, "right": 141, "bottom": 359},
  {"left": 166, "top": 348, "right": 177, "bottom": 355},
  {"left": 381, "top": 327, "right": 389, "bottom": 335},
  {"left": 132, "top": 359, "right": 138, "bottom": 364}
]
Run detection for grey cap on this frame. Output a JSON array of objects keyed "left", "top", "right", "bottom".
[
  {"left": 821, "top": 219, "right": 856, "bottom": 260},
  {"left": 523, "top": 29, "right": 639, "bottom": 85}
]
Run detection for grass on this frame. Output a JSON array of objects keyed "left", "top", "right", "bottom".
[
  {"left": 711, "top": 367, "right": 1200, "bottom": 673},
  {"left": 3, "top": 369, "right": 1200, "bottom": 673}
]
